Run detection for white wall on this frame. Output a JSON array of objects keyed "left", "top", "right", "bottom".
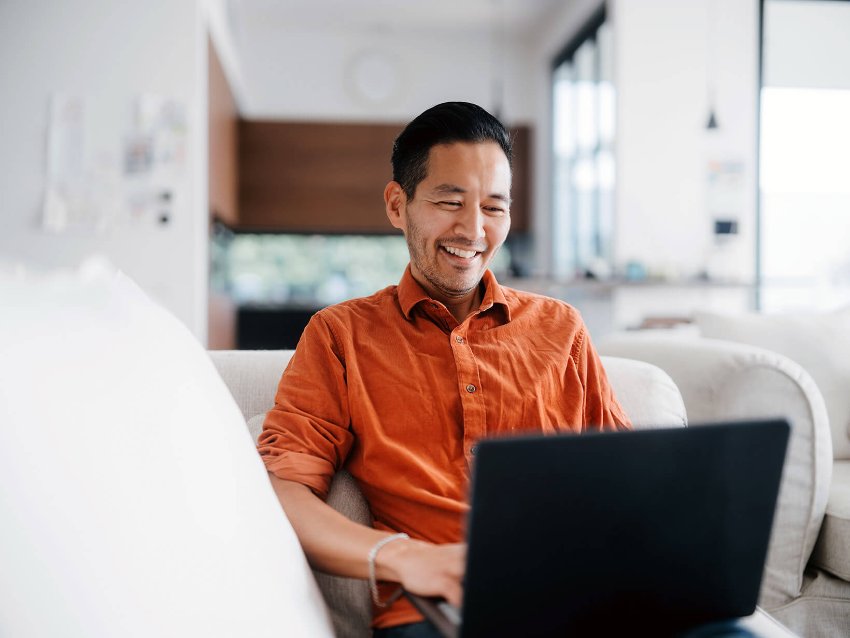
[
  {"left": 764, "top": 0, "right": 850, "bottom": 90},
  {"left": 612, "top": 0, "right": 759, "bottom": 282},
  {"left": 0, "top": 0, "right": 209, "bottom": 341},
  {"left": 234, "top": 18, "right": 536, "bottom": 124}
]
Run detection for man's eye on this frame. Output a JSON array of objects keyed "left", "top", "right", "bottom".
[
  {"left": 484, "top": 206, "right": 507, "bottom": 215},
  {"left": 439, "top": 201, "right": 462, "bottom": 208}
]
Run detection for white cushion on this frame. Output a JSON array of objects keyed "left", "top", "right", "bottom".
[
  {"left": 696, "top": 307, "right": 850, "bottom": 459},
  {"left": 599, "top": 356, "right": 687, "bottom": 429},
  {"left": 0, "top": 265, "right": 333, "bottom": 637}
]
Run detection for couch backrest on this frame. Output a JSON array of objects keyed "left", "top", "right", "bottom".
[
  {"left": 209, "top": 350, "right": 295, "bottom": 423},
  {"left": 695, "top": 308, "right": 850, "bottom": 460},
  {"left": 209, "top": 350, "right": 687, "bottom": 432}
]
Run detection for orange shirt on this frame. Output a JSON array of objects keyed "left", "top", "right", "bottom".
[{"left": 258, "top": 267, "right": 631, "bottom": 629}]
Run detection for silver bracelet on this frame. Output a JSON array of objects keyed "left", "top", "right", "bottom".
[{"left": 367, "top": 532, "right": 410, "bottom": 607}]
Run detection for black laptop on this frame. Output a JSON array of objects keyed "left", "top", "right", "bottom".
[{"left": 407, "top": 419, "right": 790, "bottom": 638}]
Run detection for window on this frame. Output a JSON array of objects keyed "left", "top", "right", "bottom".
[
  {"left": 552, "top": 7, "right": 614, "bottom": 278},
  {"left": 759, "top": 0, "right": 850, "bottom": 311}
]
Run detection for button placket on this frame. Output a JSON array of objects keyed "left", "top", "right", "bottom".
[{"left": 451, "top": 323, "right": 485, "bottom": 465}]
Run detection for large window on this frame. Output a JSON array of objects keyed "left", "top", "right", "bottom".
[
  {"left": 759, "top": 0, "right": 850, "bottom": 311},
  {"left": 552, "top": 7, "right": 614, "bottom": 279}
]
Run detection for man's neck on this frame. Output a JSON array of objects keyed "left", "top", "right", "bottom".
[
  {"left": 441, "top": 286, "right": 483, "bottom": 324},
  {"left": 409, "top": 269, "right": 485, "bottom": 324}
]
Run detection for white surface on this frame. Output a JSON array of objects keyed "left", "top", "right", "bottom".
[
  {"left": 764, "top": 0, "right": 850, "bottom": 90},
  {"left": 612, "top": 0, "right": 759, "bottom": 282},
  {"left": 0, "top": 0, "right": 208, "bottom": 341},
  {"left": 760, "top": 2, "right": 850, "bottom": 314},
  {"left": 231, "top": 12, "right": 536, "bottom": 123},
  {"left": 0, "top": 266, "right": 333, "bottom": 637}
]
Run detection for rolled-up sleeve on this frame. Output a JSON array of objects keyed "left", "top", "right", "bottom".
[
  {"left": 257, "top": 312, "right": 354, "bottom": 499},
  {"left": 573, "top": 326, "right": 632, "bottom": 432}
]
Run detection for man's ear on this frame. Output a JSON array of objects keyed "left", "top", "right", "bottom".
[{"left": 384, "top": 181, "right": 407, "bottom": 232}]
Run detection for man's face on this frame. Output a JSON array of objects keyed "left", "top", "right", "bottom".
[{"left": 386, "top": 141, "right": 511, "bottom": 305}]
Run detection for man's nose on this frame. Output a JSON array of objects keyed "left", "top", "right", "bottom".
[{"left": 453, "top": 206, "right": 486, "bottom": 240}]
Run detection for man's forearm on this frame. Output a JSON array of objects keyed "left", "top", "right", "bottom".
[
  {"left": 268, "top": 475, "right": 465, "bottom": 606},
  {"left": 270, "top": 476, "right": 394, "bottom": 579}
]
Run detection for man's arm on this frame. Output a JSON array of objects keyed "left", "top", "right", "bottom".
[
  {"left": 576, "top": 327, "right": 632, "bottom": 431},
  {"left": 270, "top": 475, "right": 465, "bottom": 607}
]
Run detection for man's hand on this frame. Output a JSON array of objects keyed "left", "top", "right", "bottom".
[{"left": 376, "top": 538, "right": 466, "bottom": 608}]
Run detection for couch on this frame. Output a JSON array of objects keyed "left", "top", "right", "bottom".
[
  {"left": 210, "top": 349, "right": 688, "bottom": 637},
  {"left": 599, "top": 321, "right": 850, "bottom": 638},
  {"left": 2, "top": 256, "right": 823, "bottom": 637},
  {"left": 0, "top": 269, "right": 336, "bottom": 637}
]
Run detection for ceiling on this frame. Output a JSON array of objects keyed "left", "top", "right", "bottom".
[{"left": 229, "top": 0, "right": 566, "bottom": 37}]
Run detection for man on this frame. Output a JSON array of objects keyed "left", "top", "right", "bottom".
[{"left": 257, "top": 102, "right": 630, "bottom": 636}]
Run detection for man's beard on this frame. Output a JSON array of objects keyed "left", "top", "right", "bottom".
[{"left": 405, "top": 217, "right": 491, "bottom": 300}]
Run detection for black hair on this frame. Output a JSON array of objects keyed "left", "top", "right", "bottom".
[{"left": 391, "top": 102, "right": 513, "bottom": 199}]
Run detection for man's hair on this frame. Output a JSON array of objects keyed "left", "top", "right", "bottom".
[{"left": 391, "top": 102, "right": 513, "bottom": 200}]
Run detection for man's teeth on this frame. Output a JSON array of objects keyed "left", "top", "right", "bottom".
[{"left": 444, "top": 246, "right": 477, "bottom": 259}]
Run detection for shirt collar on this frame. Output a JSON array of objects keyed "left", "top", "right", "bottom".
[{"left": 397, "top": 265, "right": 511, "bottom": 322}]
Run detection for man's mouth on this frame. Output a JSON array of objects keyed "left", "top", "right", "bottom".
[{"left": 442, "top": 245, "right": 480, "bottom": 259}]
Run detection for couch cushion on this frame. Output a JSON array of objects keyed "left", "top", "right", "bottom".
[
  {"left": 0, "top": 265, "right": 333, "bottom": 637},
  {"left": 812, "top": 460, "right": 850, "bottom": 581},
  {"left": 245, "top": 411, "right": 373, "bottom": 637},
  {"left": 599, "top": 356, "right": 687, "bottom": 429},
  {"left": 211, "top": 350, "right": 295, "bottom": 422},
  {"left": 240, "top": 394, "right": 373, "bottom": 637},
  {"left": 696, "top": 307, "right": 850, "bottom": 459}
]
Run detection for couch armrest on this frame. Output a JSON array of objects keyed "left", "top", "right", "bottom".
[{"left": 598, "top": 334, "right": 833, "bottom": 609}]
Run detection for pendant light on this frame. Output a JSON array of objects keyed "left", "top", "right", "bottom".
[{"left": 706, "top": 0, "right": 719, "bottom": 130}]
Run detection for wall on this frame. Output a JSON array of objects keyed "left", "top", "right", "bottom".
[
  {"left": 764, "top": 0, "right": 850, "bottom": 90},
  {"left": 517, "top": 0, "right": 760, "bottom": 284},
  {"left": 233, "top": 18, "right": 536, "bottom": 125},
  {"left": 0, "top": 0, "right": 209, "bottom": 341},
  {"left": 612, "top": 0, "right": 759, "bottom": 282}
]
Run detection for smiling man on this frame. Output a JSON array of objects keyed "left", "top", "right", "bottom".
[
  {"left": 386, "top": 139, "right": 511, "bottom": 323},
  {"left": 257, "top": 102, "right": 631, "bottom": 638}
]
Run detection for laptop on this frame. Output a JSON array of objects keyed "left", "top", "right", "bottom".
[{"left": 406, "top": 419, "right": 790, "bottom": 638}]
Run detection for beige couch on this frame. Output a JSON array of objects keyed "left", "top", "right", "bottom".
[
  {"left": 210, "top": 351, "right": 687, "bottom": 637},
  {"left": 599, "top": 326, "right": 850, "bottom": 638}
]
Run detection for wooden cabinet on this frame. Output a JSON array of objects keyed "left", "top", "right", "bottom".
[
  {"left": 237, "top": 120, "right": 532, "bottom": 234},
  {"left": 207, "top": 36, "right": 239, "bottom": 226},
  {"left": 238, "top": 121, "right": 401, "bottom": 233}
]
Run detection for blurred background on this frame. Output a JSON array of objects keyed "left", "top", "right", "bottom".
[{"left": 1, "top": 0, "right": 848, "bottom": 348}]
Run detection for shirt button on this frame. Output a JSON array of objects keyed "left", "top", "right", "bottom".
[
  {"left": 471, "top": 444, "right": 479, "bottom": 455},
  {"left": 455, "top": 336, "right": 464, "bottom": 344},
  {"left": 466, "top": 384, "right": 476, "bottom": 393}
]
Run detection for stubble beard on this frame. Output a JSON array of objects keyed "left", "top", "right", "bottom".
[{"left": 405, "top": 217, "right": 491, "bottom": 301}]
